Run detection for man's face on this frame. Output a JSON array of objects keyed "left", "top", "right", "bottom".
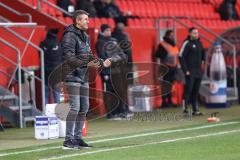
[
  {"left": 189, "top": 29, "right": 199, "bottom": 40},
  {"left": 76, "top": 14, "right": 89, "bottom": 30},
  {"left": 103, "top": 28, "right": 111, "bottom": 37}
]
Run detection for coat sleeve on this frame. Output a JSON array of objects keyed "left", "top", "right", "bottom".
[
  {"left": 95, "top": 40, "right": 108, "bottom": 60},
  {"left": 179, "top": 40, "right": 189, "bottom": 74},
  {"left": 156, "top": 44, "right": 168, "bottom": 61},
  {"left": 61, "top": 32, "right": 77, "bottom": 59}
]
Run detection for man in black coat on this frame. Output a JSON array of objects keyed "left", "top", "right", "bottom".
[
  {"left": 40, "top": 28, "right": 62, "bottom": 104},
  {"left": 95, "top": 24, "right": 128, "bottom": 120},
  {"left": 61, "top": 10, "right": 111, "bottom": 149},
  {"left": 179, "top": 27, "right": 205, "bottom": 116}
]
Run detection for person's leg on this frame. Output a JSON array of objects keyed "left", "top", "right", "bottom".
[
  {"left": 162, "top": 71, "right": 170, "bottom": 107},
  {"left": 102, "top": 78, "right": 116, "bottom": 118},
  {"left": 112, "top": 72, "right": 128, "bottom": 115},
  {"left": 74, "top": 83, "right": 92, "bottom": 148},
  {"left": 53, "top": 89, "right": 60, "bottom": 103},
  {"left": 183, "top": 76, "right": 194, "bottom": 112},
  {"left": 165, "top": 67, "right": 176, "bottom": 105},
  {"left": 65, "top": 83, "right": 80, "bottom": 142},
  {"left": 191, "top": 77, "right": 202, "bottom": 113},
  {"left": 74, "top": 83, "right": 89, "bottom": 140},
  {"left": 45, "top": 86, "right": 49, "bottom": 104}
]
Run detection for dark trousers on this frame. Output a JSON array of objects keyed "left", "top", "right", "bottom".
[
  {"left": 184, "top": 76, "right": 202, "bottom": 112},
  {"left": 237, "top": 68, "right": 240, "bottom": 104},
  {"left": 102, "top": 76, "right": 127, "bottom": 117},
  {"left": 162, "top": 67, "right": 176, "bottom": 106}
]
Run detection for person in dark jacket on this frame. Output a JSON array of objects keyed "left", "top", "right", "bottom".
[
  {"left": 40, "top": 28, "right": 62, "bottom": 104},
  {"left": 95, "top": 24, "right": 128, "bottom": 120},
  {"left": 76, "top": 0, "right": 97, "bottom": 17},
  {"left": 57, "top": 0, "right": 75, "bottom": 17},
  {"left": 156, "top": 30, "right": 179, "bottom": 107},
  {"left": 112, "top": 22, "right": 133, "bottom": 82},
  {"left": 94, "top": 0, "right": 127, "bottom": 24},
  {"left": 179, "top": 27, "right": 205, "bottom": 116},
  {"left": 219, "top": 0, "right": 239, "bottom": 20},
  {"left": 112, "top": 23, "right": 133, "bottom": 64},
  {"left": 61, "top": 10, "right": 112, "bottom": 149}
]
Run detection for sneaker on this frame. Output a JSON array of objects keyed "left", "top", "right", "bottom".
[
  {"left": 107, "top": 114, "right": 123, "bottom": 120},
  {"left": 125, "top": 112, "right": 134, "bottom": 118},
  {"left": 192, "top": 111, "right": 203, "bottom": 116},
  {"left": 76, "top": 139, "right": 93, "bottom": 149},
  {"left": 183, "top": 109, "right": 189, "bottom": 114},
  {"left": 62, "top": 140, "right": 80, "bottom": 150}
]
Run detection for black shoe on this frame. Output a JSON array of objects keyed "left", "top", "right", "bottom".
[
  {"left": 107, "top": 114, "right": 123, "bottom": 120},
  {"left": 192, "top": 111, "right": 203, "bottom": 116},
  {"left": 162, "top": 102, "right": 169, "bottom": 108},
  {"left": 77, "top": 139, "right": 93, "bottom": 149},
  {"left": 62, "top": 140, "right": 80, "bottom": 150},
  {"left": 183, "top": 109, "right": 189, "bottom": 114}
]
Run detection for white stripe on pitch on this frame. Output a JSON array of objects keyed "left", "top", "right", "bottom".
[
  {"left": 0, "top": 121, "right": 239, "bottom": 157},
  {"left": 39, "top": 129, "right": 240, "bottom": 160}
]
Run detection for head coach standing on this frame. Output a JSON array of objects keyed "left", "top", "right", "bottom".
[
  {"left": 61, "top": 10, "right": 112, "bottom": 149},
  {"left": 179, "top": 27, "right": 205, "bottom": 116}
]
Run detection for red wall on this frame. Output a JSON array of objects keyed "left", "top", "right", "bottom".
[{"left": 0, "top": 26, "right": 46, "bottom": 87}]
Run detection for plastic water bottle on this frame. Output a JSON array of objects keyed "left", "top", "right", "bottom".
[
  {"left": 207, "top": 42, "right": 227, "bottom": 107},
  {"left": 59, "top": 85, "right": 65, "bottom": 103}
]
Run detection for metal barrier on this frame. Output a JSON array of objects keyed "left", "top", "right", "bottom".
[
  {"left": 0, "top": 37, "right": 22, "bottom": 127},
  {"left": 0, "top": 2, "right": 32, "bottom": 22},
  {"left": 20, "top": 0, "right": 71, "bottom": 26},
  {"left": 0, "top": 23, "right": 45, "bottom": 128}
]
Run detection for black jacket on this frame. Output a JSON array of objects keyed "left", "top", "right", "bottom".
[
  {"left": 95, "top": 33, "right": 127, "bottom": 76},
  {"left": 61, "top": 24, "right": 95, "bottom": 83},
  {"left": 40, "top": 30, "right": 62, "bottom": 83},
  {"left": 156, "top": 37, "right": 176, "bottom": 63},
  {"left": 112, "top": 28, "right": 133, "bottom": 64},
  {"left": 179, "top": 38, "right": 205, "bottom": 78},
  {"left": 94, "top": 1, "right": 122, "bottom": 18},
  {"left": 76, "top": 0, "right": 97, "bottom": 17}
]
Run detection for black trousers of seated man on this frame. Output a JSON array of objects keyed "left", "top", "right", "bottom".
[{"left": 183, "top": 75, "right": 202, "bottom": 112}]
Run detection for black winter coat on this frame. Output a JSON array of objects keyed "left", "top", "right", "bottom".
[
  {"left": 40, "top": 32, "right": 62, "bottom": 83},
  {"left": 61, "top": 24, "right": 95, "bottom": 83},
  {"left": 179, "top": 38, "right": 205, "bottom": 78},
  {"left": 95, "top": 34, "right": 127, "bottom": 76}
]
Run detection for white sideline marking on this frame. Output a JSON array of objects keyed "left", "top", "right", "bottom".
[
  {"left": 0, "top": 121, "right": 239, "bottom": 157},
  {"left": 39, "top": 129, "right": 240, "bottom": 160}
]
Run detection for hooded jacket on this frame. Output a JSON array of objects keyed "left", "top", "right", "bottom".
[
  {"left": 61, "top": 24, "right": 96, "bottom": 83},
  {"left": 40, "top": 29, "right": 62, "bottom": 83}
]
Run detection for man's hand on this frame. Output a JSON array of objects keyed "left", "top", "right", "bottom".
[
  {"left": 103, "top": 58, "right": 112, "bottom": 68},
  {"left": 87, "top": 59, "right": 101, "bottom": 68},
  {"left": 186, "top": 71, "right": 190, "bottom": 76}
]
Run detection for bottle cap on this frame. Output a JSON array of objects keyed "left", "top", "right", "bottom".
[{"left": 213, "top": 41, "right": 221, "bottom": 46}]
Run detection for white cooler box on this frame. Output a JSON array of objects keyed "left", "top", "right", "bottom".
[
  {"left": 35, "top": 116, "right": 59, "bottom": 139},
  {"left": 46, "top": 103, "right": 67, "bottom": 138}
]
